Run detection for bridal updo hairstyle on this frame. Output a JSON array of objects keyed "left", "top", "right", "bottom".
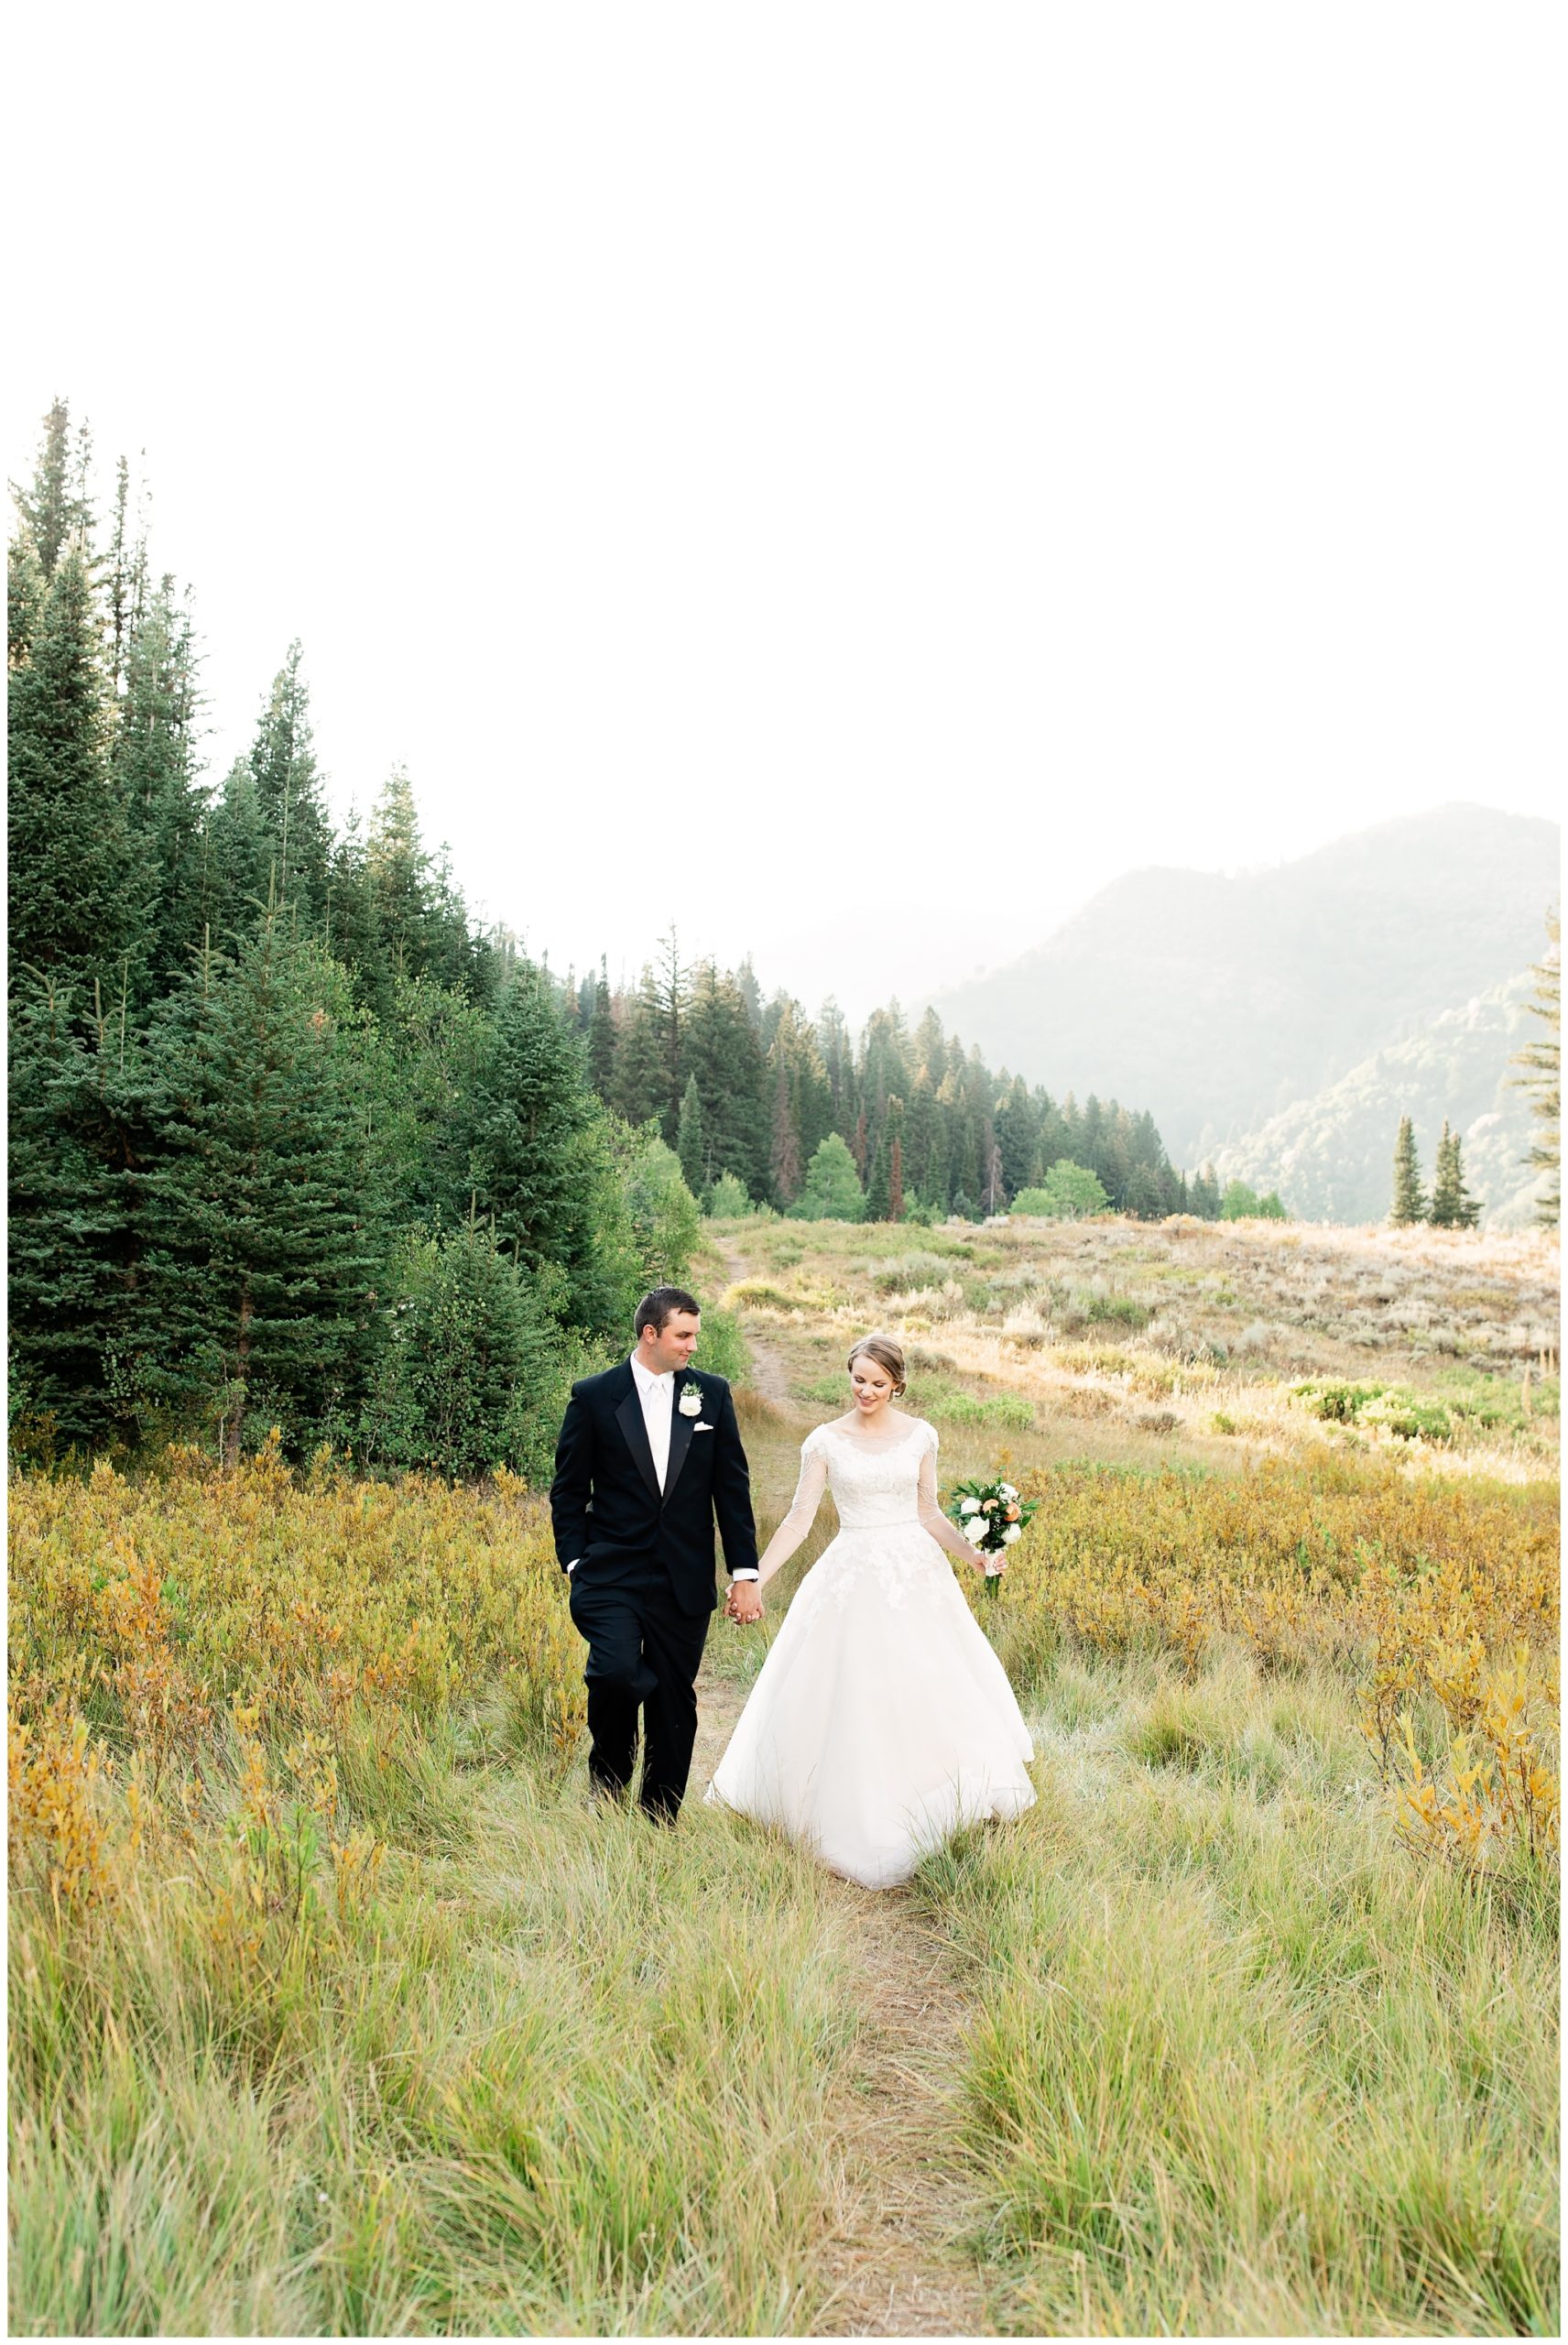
[{"left": 847, "top": 1333, "right": 907, "bottom": 1398}]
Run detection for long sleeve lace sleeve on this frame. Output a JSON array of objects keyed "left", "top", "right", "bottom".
[
  {"left": 756, "top": 1437, "right": 830, "bottom": 1587},
  {"left": 917, "top": 1429, "right": 986, "bottom": 1567}
]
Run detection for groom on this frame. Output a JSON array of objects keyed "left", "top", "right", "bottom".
[{"left": 550, "top": 1286, "right": 759, "bottom": 1819}]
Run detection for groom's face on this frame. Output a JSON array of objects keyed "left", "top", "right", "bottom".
[{"left": 642, "top": 1310, "right": 701, "bottom": 1375}]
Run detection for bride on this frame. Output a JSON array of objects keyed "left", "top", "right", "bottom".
[{"left": 705, "top": 1334, "right": 1036, "bottom": 1888}]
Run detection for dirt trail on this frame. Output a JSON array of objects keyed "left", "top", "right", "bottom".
[
  {"left": 711, "top": 1232, "right": 794, "bottom": 1407},
  {"left": 692, "top": 1665, "right": 991, "bottom": 2338},
  {"left": 694, "top": 1242, "right": 992, "bottom": 2337}
]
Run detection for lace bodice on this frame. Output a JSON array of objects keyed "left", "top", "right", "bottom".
[
  {"left": 805, "top": 1419, "right": 932, "bottom": 1528},
  {"left": 756, "top": 1416, "right": 981, "bottom": 1579}
]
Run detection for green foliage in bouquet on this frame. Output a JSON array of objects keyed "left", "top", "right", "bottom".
[{"left": 944, "top": 1472, "right": 1039, "bottom": 1587}]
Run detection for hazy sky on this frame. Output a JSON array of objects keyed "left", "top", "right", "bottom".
[{"left": 7, "top": 5, "right": 1562, "bottom": 1022}]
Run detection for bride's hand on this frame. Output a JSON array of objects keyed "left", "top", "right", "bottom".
[
  {"left": 727, "top": 1582, "right": 764, "bottom": 1625},
  {"left": 968, "top": 1544, "right": 998, "bottom": 1574}
]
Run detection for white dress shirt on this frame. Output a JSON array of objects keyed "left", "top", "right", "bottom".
[
  {"left": 566, "top": 1355, "right": 757, "bottom": 1577},
  {"left": 629, "top": 1349, "right": 675, "bottom": 1490}
]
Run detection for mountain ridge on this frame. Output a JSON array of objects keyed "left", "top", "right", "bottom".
[{"left": 931, "top": 802, "right": 1559, "bottom": 1177}]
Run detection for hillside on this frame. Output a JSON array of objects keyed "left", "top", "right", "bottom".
[
  {"left": 1213, "top": 968, "right": 1551, "bottom": 1227},
  {"left": 931, "top": 803, "right": 1558, "bottom": 1170}
]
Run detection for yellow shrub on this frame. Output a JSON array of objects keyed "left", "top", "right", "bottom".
[
  {"left": 8, "top": 1453, "right": 582, "bottom": 1921},
  {"left": 976, "top": 1455, "right": 1559, "bottom": 1871}
]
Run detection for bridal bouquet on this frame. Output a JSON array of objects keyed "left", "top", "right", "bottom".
[{"left": 946, "top": 1475, "right": 1036, "bottom": 1588}]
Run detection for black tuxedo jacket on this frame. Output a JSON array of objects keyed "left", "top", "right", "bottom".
[{"left": 549, "top": 1361, "right": 759, "bottom": 1618}]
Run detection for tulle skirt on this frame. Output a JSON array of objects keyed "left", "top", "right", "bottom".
[{"left": 705, "top": 1522, "right": 1036, "bottom": 1888}]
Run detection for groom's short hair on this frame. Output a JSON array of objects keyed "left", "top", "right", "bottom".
[{"left": 636, "top": 1286, "right": 701, "bottom": 1336}]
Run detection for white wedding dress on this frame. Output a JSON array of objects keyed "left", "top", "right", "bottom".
[{"left": 705, "top": 1417, "right": 1036, "bottom": 1888}]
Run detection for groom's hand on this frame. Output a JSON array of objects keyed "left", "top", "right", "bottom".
[{"left": 727, "top": 1580, "right": 763, "bottom": 1625}]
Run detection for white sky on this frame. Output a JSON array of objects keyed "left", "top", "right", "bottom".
[{"left": 7, "top": 5, "right": 1563, "bottom": 1023}]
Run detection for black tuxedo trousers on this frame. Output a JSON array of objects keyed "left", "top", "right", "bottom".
[{"left": 549, "top": 1363, "right": 758, "bottom": 1817}]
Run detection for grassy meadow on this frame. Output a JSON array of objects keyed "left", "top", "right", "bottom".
[{"left": 8, "top": 1210, "right": 1561, "bottom": 2335}]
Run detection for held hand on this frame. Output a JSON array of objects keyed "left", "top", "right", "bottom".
[{"left": 727, "top": 1581, "right": 764, "bottom": 1625}]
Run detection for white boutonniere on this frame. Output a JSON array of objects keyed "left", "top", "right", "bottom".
[{"left": 679, "top": 1380, "right": 703, "bottom": 1417}]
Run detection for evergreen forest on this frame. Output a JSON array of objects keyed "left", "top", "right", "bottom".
[{"left": 9, "top": 401, "right": 1199, "bottom": 1474}]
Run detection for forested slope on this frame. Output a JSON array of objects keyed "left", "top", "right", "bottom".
[{"left": 8, "top": 400, "right": 1191, "bottom": 1472}]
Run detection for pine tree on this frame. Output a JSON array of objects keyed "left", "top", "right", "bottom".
[
  {"left": 587, "top": 965, "right": 616, "bottom": 1098},
  {"left": 147, "top": 912, "right": 383, "bottom": 1463},
  {"left": 860, "top": 1006, "right": 910, "bottom": 1128},
  {"left": 610, "top": 975, "right": 672, "bottom": 1130},
  {"left": 769, "top": 1055, "right": 802, "bottom": 1204},
  {"left": 199, "top": 758, "right": 276, "bottom": 950},
  {"left": 464, "top": 964, "right": 597, "bottom": 1286},
  {"left": 7, "top": 544, "right": 135, "bottom": 995},
  {"left": 1510, "top": 906, "right": 1560, "bottom": 1227},
  {"left": 461, "top": 967, "right": 642, "bottom": 1339},
  {"left": 322, "top": 806, "right": 384, "bottom": 1001},
  {"left": 103, "top": 453, "right": 152, "bottom": 702},
  {"left": 114, "top": 574, "right": 206, "bottom": 998},
  {"left": 902, "top": 1070, "right": 942, "bottom": 1206},
  {"left": 1189, "top": 1162, "right": 1221, "bottom": 1219},
  {"left": 365, "top": 764, "right": 432, "bottom": 979},
  {"left": 13, "top": 397, "right": 92, "bottom": 580},
  {"left": 8, "top": 530, "right": 46, "bottom": 665},
  {"left": 677, "top": 1073, "right": 707, "bottom": 1195},
  {"left": 1389, "top": 1116, "right": 1426, "bottom": 1225},
  {"left": 866, "top": 1095, "right": 905, "bottom": 1222},
  {"left": 1429, "top": 1120, "right": 1480, "bottom": 1228},
  {"left": 817, "top": 996, "right": 855, "bottom": 1139},
  {"left": 994, "top": 1074, "right": 1039, "bottom": 1198},
  {"left": 358, "top": 765, "right": 473, "bottom": 995},
  {"left": 359, "top": 968, "right": 495, "bottom": 1233},
  {"left": 735, "top": 954, "right": 763, "bottom": 1030},
  {"left": 767, "top": 998, "right": 833, "bottom": 1168},
  {"left": 7, "top": 977, "right": 166, "bottom": 1451},
  {"left": 982, "top": 1127, "right": 1006, "bottom": 1215},
  {"left": 682, "top": 964, "right": 769, "bottom": 1196},
  {"left": 249, "top": 642, "right": 332, "bottom": 924},
  {"left": 651, "top": 926, "right": 691, "bottom": 1131},
  {"left": 1124, "top": 1163, "right": 1164, "bottom": 1218}
]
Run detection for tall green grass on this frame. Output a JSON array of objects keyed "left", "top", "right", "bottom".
[
  {"left": 10, "top": 1746, "right": 861, "bottom": 2337},
  {"left": 917, "top": 1647, "right": 1560, "bottom": 2337}
]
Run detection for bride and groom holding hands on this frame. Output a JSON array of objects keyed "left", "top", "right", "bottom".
[{"left": 549, "top": 1286, "right": 1035, "bottom": 1889}]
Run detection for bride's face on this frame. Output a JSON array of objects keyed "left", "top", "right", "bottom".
[{"left": 850, "top": 1357, "right": 895, "bottom": 1416}]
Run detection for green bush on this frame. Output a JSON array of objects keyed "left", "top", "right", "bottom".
[
  {"left": 360, "top": 1224, "right": 575, "bottom": 1480},
  {"left": 871, "top": 1253, "right": 956, "bottom": 1293},
  {"left": 1011, "top": 1162, "right": 1109, "bottom": 1219},
  {"left": 922, "top": 1386, "right": 1036, "bottom": 1430},
  {"left": 1086, "top": 1293, "right": 1151, "bottom": 1330},
  {"left": 691, "top": 1303, "right": 749, "bottom": 1385},
  {"left": 1293, "top": 1380, "right": 1387, "bottom": 1423},
  {"left": 1293, "top": 1378, "right": 1458, "bottom": 1445},
  {"left": 707, "top": 1170, "right": 753, "bottom": 1218},
  {"left": 1366, "top": 1394, "right": 1454, "bottom": 1444},
  {"left": 620, "top": 1129, "right": 702, "bottom": 1282},
  {"left": 793, "top": 1133, "right": 865, "bottom": 1222},
  {"left": 1219, "top": 1181, "right": 1289, "bottom": 1222}
]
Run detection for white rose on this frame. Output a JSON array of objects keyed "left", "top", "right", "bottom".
[
  {"left": 960, "top": 1497, "right": 982, "bottom": 1515},
  {"left": 1000, "top": 1482, "right": 1018, "bottom": 1500},
  {"left": 1002, "top": 1523, "right": 1022, "bottom": 1543}
]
